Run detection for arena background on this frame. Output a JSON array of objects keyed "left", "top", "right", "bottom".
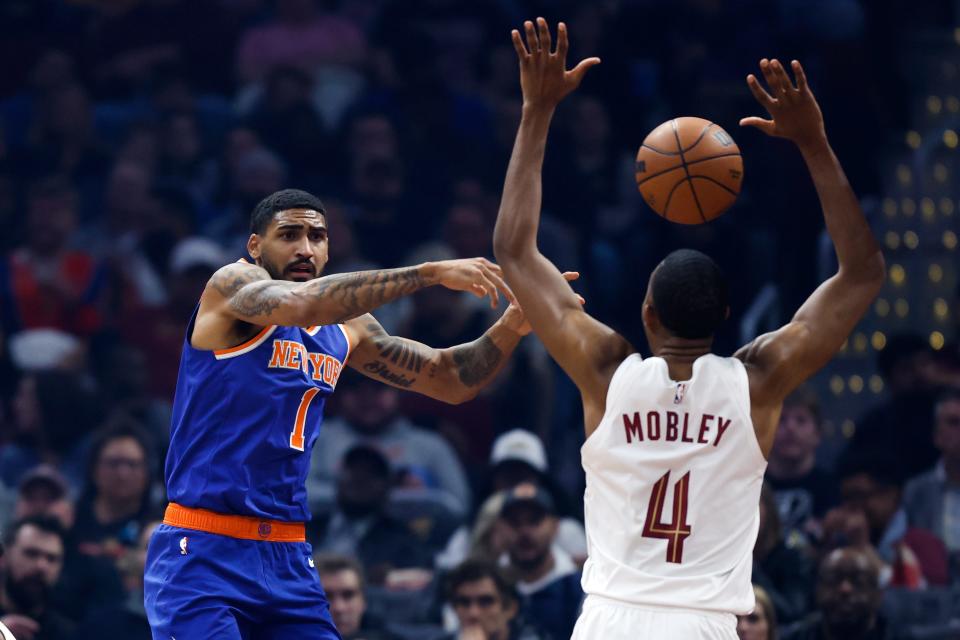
[{"left": 0, "top": 1, "right": 958, "bottom": 638}]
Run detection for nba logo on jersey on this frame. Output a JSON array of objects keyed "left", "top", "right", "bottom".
[{"left": 673, "top": 383, "right": 687, "bottom": 404}]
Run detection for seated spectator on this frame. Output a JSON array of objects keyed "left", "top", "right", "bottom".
[
  {"left": 0, "top": 516, "right": 75, "bottom": 639},
  {"left": 499, "top": 483, "right": 582, "bottom": 640},
  {"left": 438, "top": 560, "right": 548, "bottom": 640},
  {"left": 765, "top": 387, "right": 838, "bottom": 545},
  {"left": 437, "top": 493, "right": 509, "bottom": 570},
  {"left": 781, "top": 547, "right": 886, "bottom": 640},
  {"left": 438, "top": 430, "right": 585, "bottom": 569},
  {"left": 69, "top": 520, "right": 158, "bottom": 640},
  {"left": 752, "top": 484, "right": 813, "bottom": 625},
  {"left": 736, "top": 585, "right": 777, "bottom": 640},
  {"left": 824, "top": 452, "right": 949, "bottom": 587},
  {"left": 2, "top": 176, "right": 104, "bottom": 337},
  {"left": 309, "top": 375, "right": 471, "bottom": 516},
  {"left": 313, "top": 445, "right": 431, "bottom": 585},
  {"left": 12, "top": 465, "right": 125, "bottom": 622},
  {"left": 903, "top": 388, "right": 960, "bottom": 576},
  {"left": 72, "top": 422, "right": 158, "bottom": 566},
  {"left": 314, "top": 553, "right": 399, "bottom": 640}
]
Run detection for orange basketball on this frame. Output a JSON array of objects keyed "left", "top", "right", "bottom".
[{"left": 635, "top": 117, "right": 743, "bottom": 224}]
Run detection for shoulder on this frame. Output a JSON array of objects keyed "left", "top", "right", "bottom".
[
  {"left": 904, "top": 467, "right": 939, "bottom": 494},
  {"left": 205, "top": 261, "right": 271, "bottom": 300}
]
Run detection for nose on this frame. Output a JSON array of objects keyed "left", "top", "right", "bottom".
[{"left": 295, "top": 236, "right": 314, "bottom": 258}]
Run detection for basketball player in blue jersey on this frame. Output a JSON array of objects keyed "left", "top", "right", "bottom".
[
  {"left": 495, "top": 19, "right": 884, "bottom": 638},
  {"left": 143, "top": 188, "right": 557, "bottom": 639}
]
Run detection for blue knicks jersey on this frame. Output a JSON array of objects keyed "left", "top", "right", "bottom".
[{"left": 166, "top": 311, "right": 350, "bottom": 522}]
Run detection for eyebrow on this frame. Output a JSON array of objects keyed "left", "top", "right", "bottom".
[{"left": 275, "top": 223, "right": 327, "bottom": 232}]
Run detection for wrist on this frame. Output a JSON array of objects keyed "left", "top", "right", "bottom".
[
  {"left": 521, "top": 102, "right": 557, "bottom": 120},
  {"left": 417, "top": 262, "right": 441, "bottom": 286},
  {"left": 795, "top": 132, "right": 830, "bottom": 157}
]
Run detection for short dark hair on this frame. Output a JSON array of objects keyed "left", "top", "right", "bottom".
[
  {"left": 651, "top": 249, "right": 728, "bottom": 339},
  {"left": 837, "top": 451, "right": 906, "bottom": 489},
  {"left": 4, "top": 515, "right": 66, "bottom": 548},
  {"left": 314, "top": 553, "right": 365, "bottom": 587},
  {"left": 342, "top": 445, "right": 391, "bottom": 479},
  {"left": 250, "top": 188, "right": 326, "bottom": 235},
  {"left": 445, "top": 560, "right": 517, "bottom": 604},
  {"left": 782, "top": 385, "right": 822, "bottom": 429}
]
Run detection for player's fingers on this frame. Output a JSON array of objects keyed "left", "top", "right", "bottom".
[
  {"left": 770, "top": 59, "right": 793, "bottom": 95},
  {"left": 739, "top": 117, "right": 776, "bottom": 135},
  {"left": 792, "top": 60, "right": 809, "bottom": 93},
  {"left": 512, "top": 30, "right": 529, "bottom": 60},
  {"left": 556, "top": 22, "right": 569, "bottom": 60},
  {"left": 561, "top": 271, "right": 580, "bottom": 282},
  {"left": 576, "top": 294, "right": 586, "bottom": 306},
  {"left": 482, "top": 265, "right": 515, "bottom": 304},
  {"left": 746, "top": 75, "right": 776, "bottom": 111},
  {"left": 477, "top": 274, "right": 501, "bottom": 308},
  {"left": 524, "top": 20, "right": 539, "bottom": 54},
  {"left": 479, "top": 257, "right": 503, "bottom": 275},
  {"left": 537, "top": 17, "right": 552, "bottom": 54},
  {"left": 758, "top": 59, "right": 779, "bottom": 95},
  {"left": 570, "top": 57, "right": 601, "bottom": 83}
]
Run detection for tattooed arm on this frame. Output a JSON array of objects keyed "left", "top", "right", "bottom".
[{"left": 344, "top": 310, "right": 525, "bottom": 405}]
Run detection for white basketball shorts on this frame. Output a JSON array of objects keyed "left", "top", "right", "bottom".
[{"left": 571, "top": 595, "right": 739, "bottom": 639}]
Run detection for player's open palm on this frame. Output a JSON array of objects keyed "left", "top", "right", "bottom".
[
  {"left": 740, "top": 59, "right": 826, "bottom": 149},
  {"left": 512, "top": 18, "right": 600, "bottom": 110}
]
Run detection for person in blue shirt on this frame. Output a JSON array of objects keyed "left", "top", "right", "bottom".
[{"left": 144, "top": 188, "right": 544, "bottom": 639}]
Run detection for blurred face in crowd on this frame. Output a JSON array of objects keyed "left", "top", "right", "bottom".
[
  {"left": 248, "top": 209, "right": 328, "bottom": 283},
  {"left": 15, "top": 485, "right": 74, "bottom": 530},
  {"left": 839, "top": 473, "right": 899, "bottom": 539},
  {"left": 348, "top": 115, "right": 398, "bottom": 163},
  {"left": 339, "top": 380, "right": 399, "bottom": 433},
  {"left": 933, "top": 398, "right": 960, "bottom": 462},
  {"left": 27, "top": 188, "right": 78, "bottom": 254},
  {"left": 491, "top": 461, "right": 540, "bottom": 493},
  {"left": 771, "top": 403, "right": 820, "bottom": 468},
  {"left": 3, "top": 525, "right": 64, "bottom": 612},
  {"left": 320, "top": 568, "right": 365, "bottom": 636},
  {"left": 12, "top": 376, "right": 41, "bottom": 440},
  {"left": 502, "top": 503, "right": 557, "bottom": 573},
  {"left": 95, "top": 436, "right": 148, "bottom": 508},
  {"left": 736, "top": 606, "right": 771, "bottom": 640},
  {"left": 162, "top": 113, "right": 201, "bottom": 165},
  {"left": 816, "top": 548, "right": 880, "bottom": 634},
  {"left": 337, "top": 456, "right": 389, "bottom": 518},
  {"left": 451, "top": 577, "right": 516, "bottom": 640}
]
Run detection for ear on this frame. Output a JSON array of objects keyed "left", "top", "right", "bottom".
[
  {"left": 642, "top": 302, "right": 660, "bottom": 333},
  {"left": 247, "top": 234, "right": 261, "bottom": 261},
  {"left": 504, "top": 596, "right": 519, "bottom": 620}
]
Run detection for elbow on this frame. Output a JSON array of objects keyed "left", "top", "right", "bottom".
[
  {"left": 493, "top": 227, "right": 529, "bottom": 263},
  {"left": 864, "top": 250, "right": 886, "bottom": 293},
  {"left": 445, "top": 386, "right": 479, "bottom": 406}
]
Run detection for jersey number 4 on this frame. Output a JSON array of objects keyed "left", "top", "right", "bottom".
[
  {"left": 290, "top": 388, "right": 321, "bottom": 451},
  {"left": 641, "top": 470, "right": 692, "bottom": 564}
]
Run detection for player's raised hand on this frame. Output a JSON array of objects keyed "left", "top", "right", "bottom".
[
  {"left": 740, "top": 59, "right": 826, "bottom": 149},
  {"left": 433, "top": 257, "right": 514, "bottom": 309},
  {"left": 512, "top": 18, "right": 600, "bottom": 111},
  {"left": 501, "top": 272, "right": 582, "bottom": 335}
]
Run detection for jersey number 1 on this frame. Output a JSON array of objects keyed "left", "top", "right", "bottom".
[
  {"left": 641, "top": 470, "right": 692, "bottom": 564},
  {"left": 290, "top": 388, "right": 321, "bottom": 451}
]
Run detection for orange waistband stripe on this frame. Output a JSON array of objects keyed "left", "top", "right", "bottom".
[{"left": 163, "top": 503, "right": 306, "bottom": 542}]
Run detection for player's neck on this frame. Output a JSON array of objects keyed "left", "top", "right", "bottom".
[
  {"left": 654, "top": 339, "right": 712, "bottom": 381},
  {"left": 767, "top": 454, "right": 815, "bottom": 479}
]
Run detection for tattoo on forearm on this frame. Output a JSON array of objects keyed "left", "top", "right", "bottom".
[
  {"left": 451, "top": 336, "right": 503, "bottom": 387},
  {"left": 362, "top": 362, "right": 416, "bottom": 387},
  {"left": 373, "top": 335, "right": 426, "bottom": 373},
  {"left": 301, "top": 267, "right": 427, "bottom": 323}
]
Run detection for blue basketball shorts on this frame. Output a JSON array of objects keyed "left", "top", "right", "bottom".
[{"left": 144, "top": 524, "right": 342, "bottom": 640}]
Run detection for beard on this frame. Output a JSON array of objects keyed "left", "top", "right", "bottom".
[
  {"left": 5, "top": 571, "right": 50, "bottom": 614},
  {"left": 509, "top": 543, "right": 550, "bottom": 573}
]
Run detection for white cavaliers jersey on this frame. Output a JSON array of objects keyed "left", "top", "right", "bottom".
[{"left": 580, "top": 353, "right": 766, "bottom": 615}]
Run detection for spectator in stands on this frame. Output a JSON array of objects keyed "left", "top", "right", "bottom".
[
  {"left": 499, "top": 483, "right": 582, "bottom": 640},
  {"left": 72, "top": 422, "right": 157, "bottom": 567},
  {"left": 439, "top": 559, "right": 547, "bottom": 640},
  {"left": 12, "top": 465, "right": 126, "bottom": 623},
  {"left": 736, "top": 585, "right": 777, "bottom": 640},
  {"left": 155, "top": 110, "right": 217, "bottom": 205},
  {"left": 752, "top": 484, "right": 813, "bottom": 625},
  {"left": 437, "top": 493, "right": 509, "bottom": 570},
  {"left": 235, "top": 0, "right": 367, "bottom": 84},
  {"left": 2, "top": 176, "right": 104, "bottom": 337},
  {"left": 314, "top": 553, "right": 398, "bottom": 640},
  {"left": 69, "top": 520, "right": 157, "bottom": 640},
  {"left": 781, "top": 547, "right": 885, "bottom": 640},
  {"left": 0, "top": 516, "right": 75, "bottom": 639},
  {"left": 824, "top": 452, "right": 948, "bottom": 587},
  {"left": 765, "top": 386, "right": 838, "bottom": 545},
  {"left": 313, "top": 445, "right": 430, "bottom": 585},
  {"left": 903, "top": 387, "right": 960, "bottom": 578},
  {"left": 438, "top": 430, "right": 585, "bottom": 569},
  {"left": 3, "top": 370, "right": 102, "bottom": 489},
  {"left": 309, "top": 374, "right": 471, "bottom": 517},
  {"left": 850, "top": 334, "right": 940, "bottom": 477}
]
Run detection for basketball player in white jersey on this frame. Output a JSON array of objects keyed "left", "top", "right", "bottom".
[{"left": 493, "top": 18, "right": 885, "bottom": 638}]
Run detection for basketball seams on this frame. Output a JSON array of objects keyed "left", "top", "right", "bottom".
[
  {"left": 688, "top": 175, "right": 740, "bottom": 197},
  {"left": 681, "top": 122, "right": 716, "bottom": 153},
  {"left": 670, "top": 119, "right": 708, "bottom": 224},
  {"left": 636, "top": 153, "right": 741, "bottom": 187},
  {"left": 661, "top": 174, "right": 693, "bottom": 222}
]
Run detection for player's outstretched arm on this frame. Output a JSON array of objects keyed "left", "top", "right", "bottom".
[
  {"left": 493, "top": 18, "right": 632, "bottom": 427},
  {"left": 736, "top": 59, "right": 885, "bottom": 449},
  {"left": 202, "top": 257, "right": 511, "bottom": 329}
]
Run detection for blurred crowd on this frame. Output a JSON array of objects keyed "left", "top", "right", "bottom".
[{"left": 0, "top": 0, "right": 958, "bottom": 639}]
